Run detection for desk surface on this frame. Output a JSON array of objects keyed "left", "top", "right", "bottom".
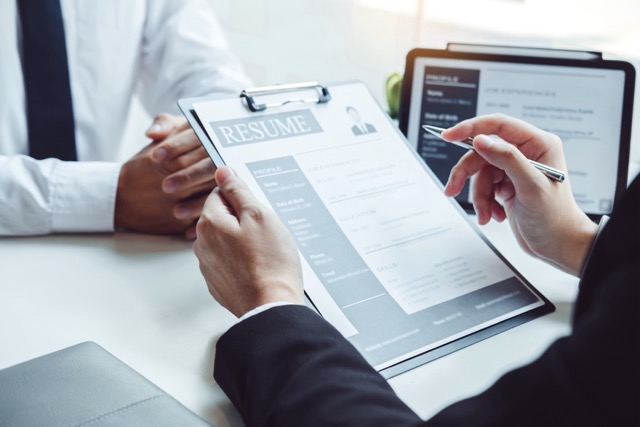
[{"left": 0, "top": 219, "right": 578, "bottom": 426}]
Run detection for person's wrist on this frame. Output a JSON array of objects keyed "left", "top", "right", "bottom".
[
  {"left": 244, "top": 289, "right": 304, "bottom": 316},
  {"left": 238, "top": 301, "right": 297, "bottom": 322},
  {"left": 114, "top": 163, "right": 133, "bottom": 231},
  {"left": 231, "top": 278, "right": 304, "bottom": 318},
  {"left": 556, "top": 214, "right": 598, "bottom": 276}
]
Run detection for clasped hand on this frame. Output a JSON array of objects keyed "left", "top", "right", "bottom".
[{"left": 115, "top": 113, "right": 216, "bottom": 239}]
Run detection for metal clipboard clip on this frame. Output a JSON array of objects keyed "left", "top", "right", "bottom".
[{"left": 240, "top": 81, "right": 331, "bottom": 112}]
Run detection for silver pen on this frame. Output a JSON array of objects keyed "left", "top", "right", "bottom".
[{"left": 422, "top": 125, "right": 566, "bottom": 183}]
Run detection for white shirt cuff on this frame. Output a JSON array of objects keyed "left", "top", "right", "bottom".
[
  {"left": 595, "top": 214, "right": 610, "bottom": 239},
  {"left": 238, "top": 301, "right": 296, "bottom": 323},
  {"left": 580, "top": 215, "right": 610, "bottom": 277},
  {"left": 51, "top": 161, "right": 121, "bottom": 233}
]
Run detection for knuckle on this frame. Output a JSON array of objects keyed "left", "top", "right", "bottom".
[
  {"left": 502, "top": 145, "right": 516, "bottom": 158},
  {"left": 192, "top": 180, "right": 216, "bottom": 195},
  {"left": 192, "top": 158, "right": 214, "bottom": 176},
  {"left": 176, "top": 117, "right": 189, "bottom": 130},
  {"left": 172, "top": 164, "right": 207, "bottom": 188},
  {"left": 500, "top": 143, "right": 519, "bottom": 161},
  {"left": 153, "top": 112, "right": 172, "bottom": 122},
  {"left": 172, "top": 156, "right": 193, "bottom": 171},
  {"left": 157, "top": 141, "right": 177, "bottom": 158},
  {"left": 450, "top": 162, "right": 466, "bottom": 179},
  {"left": 242, "top": 204, "right": 264, "bottom": 222},
  {"left": 160, "top": 130, "right": 188, "bottom": 148},
  {"left": 195, "top": 218, "right": 207, "bottom": 238},
  {"left": 176, "top": 129, "right": 198, "bottom": 147},
  {"left": 187, "top": 198, "right": 206, "bottom": 215},
  {"left": 192, "top": 239, "right": 203, "bottom": 257},
  {"left": 195, "top": 146, "right": 211, "bottom": 162},
  {"left": 546, "top": 132, "right": 563, "bottom": 149},
  {"left": 223, "top": 184, "right": 240, "bottom": 200},
  {"left": 196, "top": 211, "right": 219, "bottom": 237},
  {"left": 456, "top": 151, "right": 481, "bottom": 175}
]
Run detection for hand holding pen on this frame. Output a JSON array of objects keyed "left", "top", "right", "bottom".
[
  {"left": 423, "top": 125, "right": 565, "bottom": 183},
  {"left": 436, "top": 114, "right": 597, "bottom": 276}
]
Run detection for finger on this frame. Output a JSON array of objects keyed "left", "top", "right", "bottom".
[
  {"left": 164, "top": 145, "right": 210, "bottom": 174},
  {"left": 472, "top": 166, "right": 507, "bottom": 223},
  {"left": 441, "top": 113, "right": 561, "bottom": 162},
  {"left": 167, "top": 179, "right": 216, "bottom": 203},
  {"left": 214, "top": 166, "right": 263, "bottom": 221},
  {"left": 443, "top": 150, "right": 487, "bottom": 197},
  {"left": 443, "top": 114, "right": 541, "bottom": 145},
  {"left": 490, "top": 199, "right": 506, "bottom": 222},
  {"left": 145, "top": 113, "right": 187, "bottom": 140},
  {"left": 163, "top": 158, "right": 216, "bottom": 194},
  {"left": 184, "top": 223, "right": 197, "bottom": 240},
  {"left": 174, "top": 193, "right": 210, "bottom": 220},
  {"left": 197, "top": 187, "right": 241, "bottom": 235},
  {"left": 472, "top": 134, "right": 544, "bottom": 195},
  {"left": 152, "top": 129, "right": 200, "bottom": 164},
  {"left": 493, "top": 174, "right": 516, "bottom": 206},
  {"left": 471, "top": 165, "right": 500, "bottom": 225}
]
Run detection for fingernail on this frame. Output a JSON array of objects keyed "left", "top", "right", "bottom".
[
  {"left": 474, "top": 135, "right": 493, "bottom": 150},
  {"left": 147, "top": 123, "right": 164, "bottom": 134},
  {"left": 215, "top": 167, "right": 235, "bottom": 185},
  {"left": 473, "top": 205, "right": 485, "bottom": 223},
  {"left": 153, "top": 147, "right": 168, "bottom": 161},
  {"left": 175, "top": 205, "right": 192, "bottom": 219},
  {"left": 443, "top": 180, "right": 454, "bottom": 197},
  {"left": 163, "top": 179, "right": 178, "bottom": 193},
  {"left": 492, "top": 205, "right": 506, "bottom": 222}
]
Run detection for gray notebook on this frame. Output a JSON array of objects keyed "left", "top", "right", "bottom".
[{"left": 0, "top": 342, "right": 211, "bottom": 427}]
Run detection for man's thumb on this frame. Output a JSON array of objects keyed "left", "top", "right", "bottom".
[{"left": 215, "top": 167, "right": 257, "bottom": 216}]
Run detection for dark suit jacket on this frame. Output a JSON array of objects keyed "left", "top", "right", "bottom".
[{"left": 215, "top": 176, "right": 640, "bottom": 427}]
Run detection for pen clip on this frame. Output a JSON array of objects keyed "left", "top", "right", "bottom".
[{"left": 240, "top": 82, "right": 331, "bottom": 112}]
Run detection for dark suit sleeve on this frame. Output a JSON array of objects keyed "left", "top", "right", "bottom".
[
  {"left": 427, "top": 264, "right": 639, "bottom": 427},
  {"left": 215, "top": 262, "right": 638, "bottom": 427},
  {"left": 214, "top": 305, "right": 423, "bottom": 427},
  {"left": 214, "top": 177, "right": 640, "bottom": 427},
  {"left": 426, "top": 177, "right": 640, "bottom": 426}
]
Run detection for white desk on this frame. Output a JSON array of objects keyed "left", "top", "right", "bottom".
[{"left": 0, "top": 220, "right": 578, "bottom": 426}]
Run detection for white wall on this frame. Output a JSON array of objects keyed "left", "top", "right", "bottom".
[{"left": 122, "top": 0, "right": 640, "bottom": 166}]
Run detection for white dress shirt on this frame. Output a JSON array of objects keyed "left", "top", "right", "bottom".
[{"left": 0, "top": 0, "right": 252, "bottom": 235}]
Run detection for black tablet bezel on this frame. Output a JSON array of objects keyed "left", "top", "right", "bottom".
[{"left": 398, "top": 48, "right": 636, "bottom": 220}]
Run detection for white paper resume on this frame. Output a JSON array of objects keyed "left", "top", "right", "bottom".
[{"left": 190, "top": 81, "right": 551, "bottom": 374}]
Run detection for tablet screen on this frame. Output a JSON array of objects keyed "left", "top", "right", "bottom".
[{"left": 401, "top": 49, "right": 635, "bottom": 217}]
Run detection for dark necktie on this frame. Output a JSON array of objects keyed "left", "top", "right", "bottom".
[{"left": 18, "top": 0, "right": 77, "bottom": 161}]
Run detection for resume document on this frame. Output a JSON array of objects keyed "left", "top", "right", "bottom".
[{"left": 191, "top": 82, "right": 549, "bottom": 373}]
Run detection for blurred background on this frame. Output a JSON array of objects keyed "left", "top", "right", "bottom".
[{"left": 123, "top": 0, "right": 640, "bottom": 165}]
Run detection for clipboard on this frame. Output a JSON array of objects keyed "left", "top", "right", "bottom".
[
  {"left": 179, "top": 82, "right": 331, "bottom": 168},
  {"left": 179, "top": 80, "right": 554, "bottom": 378},
  {"left": 398, "top": 44, "right": 636, "bottom": 220}
]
